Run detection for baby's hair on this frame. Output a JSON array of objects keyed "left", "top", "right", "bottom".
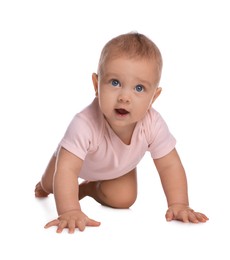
[{"left": 97, "top": 32, "right": 163, "bottom": 84}]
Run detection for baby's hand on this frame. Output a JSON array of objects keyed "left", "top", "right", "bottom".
[
  {"left": 45, "top": 209, "right": 101, "bottom": 233},
  {"left": 165, "top": 204, "right": 209, "bottom": 223}
]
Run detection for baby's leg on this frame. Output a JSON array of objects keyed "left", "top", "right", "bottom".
[
  {"left": 79, "top": 168, "right": 137, "bottom": 209},
  {"left": 34, "top": 154, "right": 56, "bottom": 197}
]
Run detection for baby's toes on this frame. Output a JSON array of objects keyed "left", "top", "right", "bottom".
[{"left": 34, "top": 182, "right": 49, "bottom": 197}]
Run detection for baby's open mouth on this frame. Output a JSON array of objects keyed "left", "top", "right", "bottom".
[{"left": 115, "top": 108, "right": 129, "bottom": 115}]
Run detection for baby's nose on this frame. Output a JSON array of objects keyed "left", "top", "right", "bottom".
[
  {"left": 118, "top": 95, "right": 130, "bottom": 103},
  {"left": 118, "top": 89, "right": 131, "bottom": 103}
]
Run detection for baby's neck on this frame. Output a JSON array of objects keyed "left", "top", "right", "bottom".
[{"left": 110, "top": 123, "right": 137, "bottom": 145}]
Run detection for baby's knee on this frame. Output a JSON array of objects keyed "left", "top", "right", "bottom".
[
  {"left": 115, "top": 193, "right": 137, "bottom": 209},
  {"left": 99, "top": 184, "right": 137, "bottom": 209}
]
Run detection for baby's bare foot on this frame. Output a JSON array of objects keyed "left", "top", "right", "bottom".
[{"left": 35, "top": 182, "right": 49, "bottom": 197}]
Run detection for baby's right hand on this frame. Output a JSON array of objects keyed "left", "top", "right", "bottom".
[{"left": 44, "top": 209, "right": 101, "bottom": 233}]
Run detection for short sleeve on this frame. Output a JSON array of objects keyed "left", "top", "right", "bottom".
[
  {"left": 146, "top": 109, "right": 176, "bottom": 159},
  {"left": 58, "top": 114, "right": 94, "bottom": 160}
]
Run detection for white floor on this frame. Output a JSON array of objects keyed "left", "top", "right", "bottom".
[
  {"left": 1, "top": 152, "right": 229, "bottom": 260},
  {"left": 1, "top": 1, "right": 230, "bottom": 259}
]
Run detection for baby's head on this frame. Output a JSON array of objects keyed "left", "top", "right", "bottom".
[
  {"left": 92, "top": 32, "right": 163, "bottom": 130},
  {"left": 97, "top": 32, "right": 163, "bottom": 87}
]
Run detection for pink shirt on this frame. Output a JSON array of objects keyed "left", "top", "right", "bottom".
[{"left": 59, "top": 98, "right": 176, "bottom": 181}]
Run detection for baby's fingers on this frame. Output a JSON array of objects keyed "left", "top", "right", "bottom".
[
  {"left": 44, "top": 219, "right": 60, "bottom": 229},
  {"left": 187, "top": 211, "right": 199, "bottom": 223},
  {"left": 56, "top": 220, "right": 68, "bottom": 233},
  {"left": 44, "top": 218, "right": 100, "bottom": 233},
  {"left": 173, "top": 210, "right": 208, "bottom": 223},
  {"left": 77, "top": 218, "right": 101, "bottom": 232},
  {"left": 192, "top": 212, "right": 209, "bottom": 223},
  {"left": 86, "top": 218, "right": 101, "bottom": 227},
  {"left": 68, "top": 219, "right": 76, "bottom": 234},
  {"left": 175, "top": 210, "right": 199, "bottom": 223},
  {"left": 165, "top": 209, "right": 174, "bottom": 221},
  {"left": 44, "top": 219, "right": 68, "bottom": 233}
]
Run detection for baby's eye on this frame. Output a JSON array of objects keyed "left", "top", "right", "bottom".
[
  {"left": 111, "top": 79, "right": 120, "bottom": 87},
  {"left": 135, "top": 84, "right": 144, "bottom": 92}
]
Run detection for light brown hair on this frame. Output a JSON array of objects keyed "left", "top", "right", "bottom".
[{"left": 97, "top": 32, "right": 163, "bottom": 84}]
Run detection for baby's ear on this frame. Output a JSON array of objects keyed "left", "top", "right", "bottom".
[
  {"left": 92, "top": 73, "right": 99, "bottom": 96},
  {"left": 151, "top": 87, "right": 162, "bottom": 104}
]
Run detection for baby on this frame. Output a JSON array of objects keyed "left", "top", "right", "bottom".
[{"left": 35, "top": 32, "right": 208, "bottom": 233}]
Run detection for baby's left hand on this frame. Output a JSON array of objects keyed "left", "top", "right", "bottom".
[{"left": 166, "top": 204, "right": 209, "bottom": 223}]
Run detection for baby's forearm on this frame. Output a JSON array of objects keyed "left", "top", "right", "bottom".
[
  {"left": 53, "top": 148, "right": 84, "bottom": 215},
  {"left": 160, "top": 165, "right": 189, "bottom": 207},
  {"left": 40, "top": 154, "right": 57, "bottom": 194},
  {"left": 54, "top": 169, "right": 81, "bottom": 215},
  {"left": 154, "top": 149, "right": 189, "bottom": 207}
]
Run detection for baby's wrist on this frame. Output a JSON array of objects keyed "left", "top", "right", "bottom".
[
  {"left": 168, "top": 202, "right": 189, "bottom": 208},
  {"left": 59, "top": 208, "right": 81, "bottom": 216}
]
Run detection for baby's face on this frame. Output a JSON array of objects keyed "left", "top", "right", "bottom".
[{"left": 93, "top": 57, "right": 161, "bottom": 132}]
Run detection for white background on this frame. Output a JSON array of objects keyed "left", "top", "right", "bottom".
[{"left": 0, "top": 0, "right": 229, "bottom": 259}]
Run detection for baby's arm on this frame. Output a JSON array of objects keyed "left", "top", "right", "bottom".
[
  {"left": 45, "top": 147, "right": 100, "bottom": 233},
  {"left": 154, "top": 148, "right": 208, "bottom": 223}
]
